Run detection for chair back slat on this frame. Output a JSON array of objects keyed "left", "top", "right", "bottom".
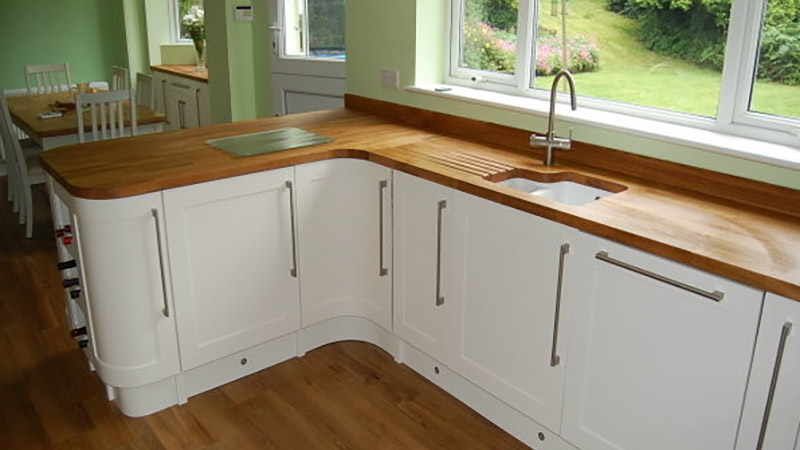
[
  {"left": 111, "top": 66, "right": 130, "bottom": 91},
  {"left": 75, "top": 90, "right": 136, "bottom": 144},
  {"left": 25, "top": 63, "right": 72, "bottom": 94},
  {"left": 135, "top": 72, "right": 155, "bottom": 109}
]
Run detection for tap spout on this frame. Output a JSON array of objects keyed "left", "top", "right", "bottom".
[{"left": 547, "top": 69, "right": 577, "bottom": 142}]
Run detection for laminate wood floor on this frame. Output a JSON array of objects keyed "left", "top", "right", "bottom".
[{"left": 0, "top": 179, "right": 531, "bottom": 450}]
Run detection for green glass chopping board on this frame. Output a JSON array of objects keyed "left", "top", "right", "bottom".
[{"left": 206, "top": 127, "right": 333, "bottom": 157}]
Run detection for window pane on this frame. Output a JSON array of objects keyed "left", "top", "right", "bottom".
[
  {"left": 533, "top": 0, "right": 730, "bottom": 117},
  {"left": 284, "top": 0, "right": 346, "bottom": 59},
  {"left": 749, "top": 0, "right": 800, "bottom": 120},
  {"left": 308, "top": 0, "right": 345, "bottom": 58},
  {"left": 179, "top": 0, "right": 204, "bottom": 40},
  {"left": 460, "top": 0, "right": 518, "bottom": 75}
]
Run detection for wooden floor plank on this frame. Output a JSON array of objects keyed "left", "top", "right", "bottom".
[{"left": 0, "top": 179, "right": 530, "bottom": 449}]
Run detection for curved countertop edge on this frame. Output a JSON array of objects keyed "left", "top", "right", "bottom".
[{"left": 40, "top": 109, "right": 800, "bottom": 302}]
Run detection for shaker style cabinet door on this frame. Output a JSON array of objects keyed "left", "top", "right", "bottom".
[
  {"left": 562, "top": 236, "right": 763, "bottom": 450},
  {"left": 392, "top": 171, "right": 461, "bottom": 362},
  {"left": 448, "top": 193, "right": 575, "bottom": 432},
  {"left": 69, "top": 191, "right": 179, "bottom": 388},
  {"left": 163, "top": 168, "right": 301, "bottom": 370},
  {"left": 164, "top": 81, "right": 200, "bottom": 130},
  {"left": 295, "top": 160, "right": 392, "bottom": 330},
  {"left": 737, "top": 293, "right": 800, "bottom": 450}
]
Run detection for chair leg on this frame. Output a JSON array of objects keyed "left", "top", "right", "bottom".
[{"left": 23, "top": 184, "right": 33, "bottom": 238}]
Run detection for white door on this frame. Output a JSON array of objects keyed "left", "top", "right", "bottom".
[
  {"left": 562, "top": 236, "right": 763, "bottom": 450},
  {"left": 295, "top": 160, "right": 392, "bottom": 330},
  {"left": 268, "top": 0, "right": 346, "bottom": 115},
  {"left": 392, "top": 171, "right": 461, "bottom": 363},
  {"left": 163, "top": 168, "right": 301, "bottom": 370},
  {"left": 737, "top": 293, "right": 800, "bottom": 450},
  {"left": 449, "top": 193, "right": 575, "bottom": 432}
]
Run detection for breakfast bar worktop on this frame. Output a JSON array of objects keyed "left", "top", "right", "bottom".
[{"left": 40, "top": 96, "right": 800, "bottom": 302}]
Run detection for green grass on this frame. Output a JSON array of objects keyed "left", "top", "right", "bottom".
[{"left": 535, "top": 0, "right": 800, "bottom": 119}]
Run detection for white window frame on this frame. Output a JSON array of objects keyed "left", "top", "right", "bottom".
[
  {"left": 447, "top": 0, "right": 800, "bottom": 148},
  {"left": 169, "top": 0, "right": 191, "bottom": 44}
]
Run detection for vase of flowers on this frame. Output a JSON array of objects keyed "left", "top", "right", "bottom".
[{"left": 182, "top": 5, "right": 206, "bottom": 72}]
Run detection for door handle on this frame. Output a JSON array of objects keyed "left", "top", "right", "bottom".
[
  {"left": 285, "top": 180, "right": 298, "bottom": 278},
  {"left": 595, "top": 251, "right": 724, "bottom": 302},
  {"left": 756, "top": 322, "right": 793, "bottom": 450},
  {"left": 550, "top": 243, "right": 570, "bottom": 367},
  {"left": 435, "top": 200, "right": 446, "bottom": 306},
  {"left": 378, "top": 180, "right": 388, "bottom": 277},
  {"left": 150, "top": 208, "right": 170, "bottom": 318}
]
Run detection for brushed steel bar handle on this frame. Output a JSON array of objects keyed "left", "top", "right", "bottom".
[
  {"left": 378, "top": 180, "right": 388, "bottom": 277},
  {"left": 171, "top": 82, "right": 191, "bottom": 90},
  {"left": 435, "top": 200, "right": 446, "bottom": 306},
  {"left": 150, "top": 208, "right": 170, "bottom": 318},
  {"left": 178, "top": 100, "right": 186, "bottom": 129},
  {"left": 756, "top": 322, "right": 793, "bottom": 450},
  {"left": 551, "top": 243, "right": 570, "bottom": 367},
  {"left": 595, "top": 251, "right": 725, "bottom": 302},
  {"left": 286, "top": 180, "right": 298, "bottom": 278}
]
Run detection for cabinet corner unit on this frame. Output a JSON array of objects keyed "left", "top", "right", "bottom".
[{"left": 152, "top": 69, "right": 210, "bottom": 130}]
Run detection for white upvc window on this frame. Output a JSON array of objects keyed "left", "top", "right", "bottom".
[
  {"left": 170, "top": 0, "right": 205, "bottom": 43},
  {"left": 448, "top": 0, "right": 800, "bottom": 147},
  {"left": 275, "top": 0, "right": 346, "bottom": 60}
]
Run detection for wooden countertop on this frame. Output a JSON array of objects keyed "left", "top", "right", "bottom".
[
  {"left": 40, "top": 98, "right": 800, "bottom": 302},
  {"left": 151, "top": 65, "right": 208, "bottom": 83}
]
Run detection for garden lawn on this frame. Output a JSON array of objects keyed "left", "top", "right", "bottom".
[{"left": 535, "top": 0, "right": 800, "bottom": 119}]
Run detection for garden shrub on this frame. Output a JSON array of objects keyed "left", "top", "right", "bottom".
[
  {"left": 606, "top": 0, "right": 800, "bottom": 85},
  {"left": 463, "top": 20, "right": 600, "bottom": 75}
]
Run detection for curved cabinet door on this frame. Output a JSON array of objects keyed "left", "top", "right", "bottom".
[
  {"left": 737, "top": 293, "right": 800, "bottom": 450},
  {"left": 295, "top": 160, "right": 392, "bottom": 330},
  {"left": 69, "top": 190, "right": 179, "bottom": 388},
  {"left": 562, "top": 236, "right": 763, "bottom": 450},
  {"left": 164, "top": 168, "right": 301, "bottom": 370}
]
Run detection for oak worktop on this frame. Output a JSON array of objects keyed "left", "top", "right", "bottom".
[
  {"left": 151, "top": 65, "right": 208, "bottom": 83},
  {"left": 40, "top": 98, "right": 800, "bottom": 302}
]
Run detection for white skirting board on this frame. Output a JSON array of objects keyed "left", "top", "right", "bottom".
[{"left": 103, "top": 316, "right": 577, "bottom": 450}]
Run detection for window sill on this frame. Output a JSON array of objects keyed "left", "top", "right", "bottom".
[{"left": 406, "top": 84, "right": 800, "bottom": 171}]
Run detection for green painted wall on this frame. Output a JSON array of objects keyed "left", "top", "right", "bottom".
[
  {"left": 0, "top": 0, "right": 129, "bottom": 90},
  {"left": 123, "top": 0, "right": 151, "bottom": 81},
  {"left": 345, "top": 0, "right": 800, "bottom": 190}
]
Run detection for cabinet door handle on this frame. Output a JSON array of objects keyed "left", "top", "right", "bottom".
[
  {"left": 550, "top": 243, "right": 570, "bottom": 367},
  {"left": 171, "top": 82, "right": 191, "bottom": 90},
  {"left": 595, "top": 251, "right": 725, "bottom": 302},
  {"left": 756, "top": 322, "right": 793, "bottom": 450},
  {"left": 161, "top": 80, "right": 167, "bottom": 114},
  {"left": 378, "top": 180, "right": 388, "bottom": 277},
  {"left": 150, "top": 208, "right": 170, "bottom": 318},
  {"left": 178, "top": 100, "right": 186, "bottom": 129},
  {"left": 285, "top": 180, "right": 298, "bottom": 278},
  {"left": 435, "top": 200, "right": 446, "bottom": 306},
  {"left": 195, "top": 89, "right": 202, "bottom": 126}
]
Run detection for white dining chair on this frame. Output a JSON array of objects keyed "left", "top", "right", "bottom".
[
  {"left": 0, "top": 91, "right": 45, "bottom": 238},
  {"left": 135, "top": 72, "right": 155, "bottom": 109},
  {"left": 111, "top": 66, "right": 130, "bottom": 91},
  {"left": 75, "top": 90, "right": 137, "bottom": 143},
  {"left": 24, "top": 63, "right": 73, "bottom": 94}
]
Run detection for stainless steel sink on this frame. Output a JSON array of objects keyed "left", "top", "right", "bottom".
[{"left": 489, "top": 170, "right": 626, "bottom": 206}]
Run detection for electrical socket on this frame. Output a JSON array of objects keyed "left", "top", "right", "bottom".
[{"left": 380, "top": 69, "right": 399, "bottom": 89}]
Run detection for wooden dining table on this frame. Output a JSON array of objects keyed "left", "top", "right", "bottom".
[{"left": 7, "top": 91, "right": 167, "bottom": 150}]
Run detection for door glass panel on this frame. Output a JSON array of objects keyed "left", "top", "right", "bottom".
[
  {"left": 749, "top": 0, "right": 800, "bottom": 120},
  {"left": 308, "top": 0, "right": 345, "bottom": 58},
  {"left": 283, "top": 0, "right": 346, "bottom": 59}
]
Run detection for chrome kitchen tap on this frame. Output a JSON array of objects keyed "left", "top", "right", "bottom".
[{"left": 530, "top": 69, "right": 577, "bottom": 166}]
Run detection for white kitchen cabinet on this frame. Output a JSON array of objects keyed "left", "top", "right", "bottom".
[
  {"left": 163, "top": 168, "right": 301, "bottom": 370},
  {"left": 153, "top": 70, "right": 210, "bottom": 130},
  {"left": 562, "top": 236, "right": 763, "bottom": 450},
  {"left": 59, "top": 185, "right": 180, "bottom": 388},
  {"left": 449, "top": 193, "right": 576, "bottom": 432},
  {"left": 392, "top": 171, "right": 462, "bottom": 362},
  {"left": 295, "top": 159, "right": 392, "bottom": 330},
  {"left": 737, "top": 293, "right": 800, "bottom": 450}
]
